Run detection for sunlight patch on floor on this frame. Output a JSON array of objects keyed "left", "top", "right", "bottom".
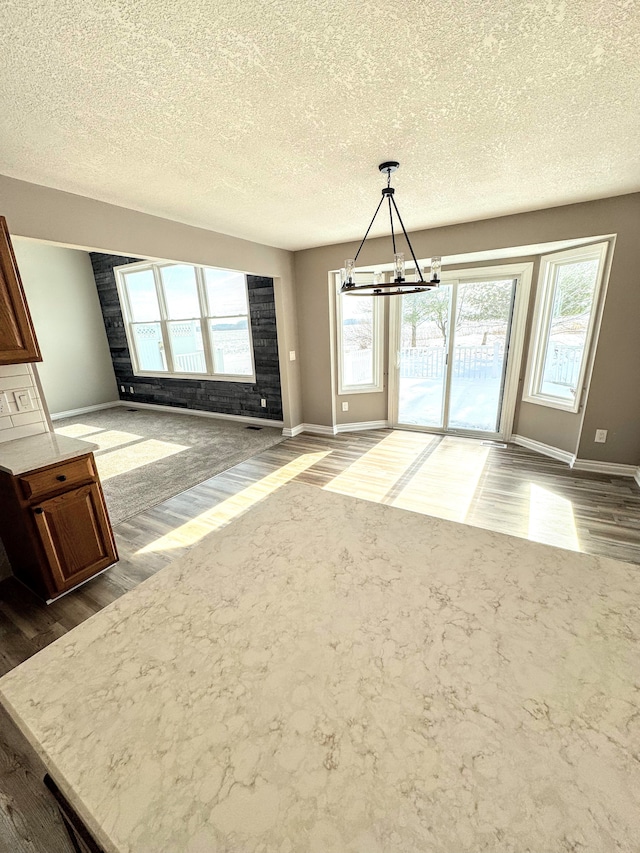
[
  {"left": 323, "top": 431, "right": 437, "bottom": 502},
  {"left": 55, "top": 423, "right": 107, "bottom": 439},
  {"left": 137, "top": 450, "right": 330, "bottom": 555},
  {"left": 528, "top": 483, "right": 580, "bottom": 551},
  {"left": 57, "top": 425, "right": 149, "bottom": 452},
  {"left": 87, "top": 429, "right": 147, "bottom": 451},
  {"left": 97, "top": 439, "right": 189, "bottom": 481},
  {"left": 392, "top": 437, "right": 489, "bottom": 522}
]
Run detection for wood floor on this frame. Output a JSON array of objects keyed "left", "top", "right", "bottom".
[{"left": 1, "top": 429, "right": 640, "bottom": 852}]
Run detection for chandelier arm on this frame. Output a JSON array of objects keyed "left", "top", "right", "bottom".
[
  {"left": 353, "top": 194, "right": 386, "bottom": 264},
  {"left": 388, "top": 195, "right": 397, "bottom": 255},
  {"left": 390, "top": 194, "right": 425, "bottom": 282}
]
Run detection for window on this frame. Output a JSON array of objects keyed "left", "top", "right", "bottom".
[
  {"left": 115, "top": 262, "right": 255, "bottom": 382},
  {"left": 336, "top": 273, "right": 383, "bottom": 394},
  {"left": 524, "top": 241, "right": 609, "bottom": 412}
]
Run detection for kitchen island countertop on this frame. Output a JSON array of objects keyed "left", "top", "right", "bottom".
[
  {"left": 0, "top": 481, "right": 638, "bottom": 852},
  {"left": 0, "top": 431, "right": 98, "bottom": 475}
]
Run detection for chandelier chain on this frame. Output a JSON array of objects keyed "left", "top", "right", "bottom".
[
  {"left": 389, "top": 193, "right": 422, "bottom": 277},
  {"left": 388, "top": 196, "right": 397, "bottom": 255}
]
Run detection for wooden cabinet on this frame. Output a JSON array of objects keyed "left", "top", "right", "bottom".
[
  {"left": 0, "top": 215, "right": 41, "bottom": 364},
  {"left": 33, "top": 483, "right": 116, "bottom": 594},
  {"left": 0, "top": 454, "right": 117, "bottom": 601}
]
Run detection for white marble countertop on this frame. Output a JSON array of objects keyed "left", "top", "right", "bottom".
[
  {"left": 0, "top": 481, "right": 639, "bottom": 852},
  {"left": 0, "top": 431, "right": 98, "bottom": 475}
]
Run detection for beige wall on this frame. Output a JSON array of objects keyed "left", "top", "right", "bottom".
[
  {"left": 295, "top": 194, "right": 640, "bottom": 465},
  {"left": 516, "top": 403, "right": 581, "bottom": 455},
  {"left": 0, "top": 175, "right": 301, "bottom": 428},
  {"left": 12, "top": 239, "right": 119, "bottom": 415}
]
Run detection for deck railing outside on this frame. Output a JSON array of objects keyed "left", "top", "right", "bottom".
[{"left": 342, "top": 342, "right": 583, "bottom": 387}]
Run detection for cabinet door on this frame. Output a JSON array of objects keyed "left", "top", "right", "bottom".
[
  {"left": 32, "top": 483, "right": 117, "bottom": 594},
  {"left": 0, "top": 216, "right": 42, "bottom": 364}
]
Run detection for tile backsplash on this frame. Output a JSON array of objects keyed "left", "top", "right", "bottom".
[{"left": 0, "top": 363, "right": 48, "bottom": 443}]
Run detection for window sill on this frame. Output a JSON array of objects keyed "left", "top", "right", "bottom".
[
  {"left": 521, "top": 392, "right": 580, "bottom": 414},
  {"left": 131, "top": 370, "right": 256, "bottom": 384},
  {"left": 338, "top": 386, "right": 384, "bottom": 395}
]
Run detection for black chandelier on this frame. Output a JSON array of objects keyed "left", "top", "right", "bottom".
[{"left": 340, "top": 161, "right": 441, "bottom": 297}]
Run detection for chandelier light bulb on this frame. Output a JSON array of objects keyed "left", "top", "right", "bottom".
[
  {"left": 430, "top": 256, "right": 442, "bottom": 283},
  {"left": 394, "top": 253, "right": 405, "bottom": 281},
  {"left": 344, "top": 259, "right": 355, "bottom": 284}
]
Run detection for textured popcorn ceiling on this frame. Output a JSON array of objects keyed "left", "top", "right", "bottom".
[{"left": 1, "top": 1, "right": 639, "bottom": 250}]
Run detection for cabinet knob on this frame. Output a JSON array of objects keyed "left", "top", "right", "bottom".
[
  {"left": 56, "top": 475, "right": 67, "bottom": 482},
  {"left": 34, "top": 507, "right": 44, "bottom": 514}
]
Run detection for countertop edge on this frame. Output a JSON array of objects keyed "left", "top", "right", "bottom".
[{"left": 0, "top": 434, "right": 99, "bottom": 476}]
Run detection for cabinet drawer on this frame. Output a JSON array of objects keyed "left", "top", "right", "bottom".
[{"left": 19, "top": 455, "right": 96, "bottom": 501}]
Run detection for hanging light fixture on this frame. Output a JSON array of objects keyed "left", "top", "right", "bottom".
[{"left": 340, "top": 161, "right": 441, "bottom": 297}]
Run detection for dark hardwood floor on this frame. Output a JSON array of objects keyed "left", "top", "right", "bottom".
[{"left": 1, "top": 429, "right": 640, "bottom": 852}]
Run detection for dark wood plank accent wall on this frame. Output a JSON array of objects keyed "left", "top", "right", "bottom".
[{"left": 89, "top": 253, "right": 283, "bottom": 421}]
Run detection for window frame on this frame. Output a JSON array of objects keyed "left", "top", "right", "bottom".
[
  {"left": 114, "top": 260, "right": 256, "bottom": 383},
  {"left": 335, "top": 272, "right": 384, "bottom": 395},
  {"left": 523, "top": 241, "right": 609, "bottom": 413}
]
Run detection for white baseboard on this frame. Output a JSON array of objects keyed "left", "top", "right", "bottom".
[
  {"left": 511, "top": 434, "right": 575, "bottom": 466},
  {"left": 282, "top": 421, "right": 390, "bottom": 438},
  {"left": 512, "top": 435, "right": 639, "bottom": 479},
  {"left": 50, "top": 401, "right": 121, "bottom": 420},
  {"left": 120, "top": 401, "right": 284, "bottom": 429},
  {"left": 572, "top": 459, "right": 638, "bottom": 477},
  {"left": 297, "top": 423, "right": 338, "bottom": 437},
  {"left": 335, "top": 420, "right": 390, "bottom": 434},
  {"left": 282, "top": 424, "right": 306, "bottom": 438}
]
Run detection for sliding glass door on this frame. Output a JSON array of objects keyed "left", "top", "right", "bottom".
[
  {"left": 397, "top": 285, "right": 452, "bottom": 428},
  {"left": 394, "top": 277, "right": 517, "bottom": 437}
]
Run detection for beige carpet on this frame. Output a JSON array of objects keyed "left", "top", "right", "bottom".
[{"left": 55, "top": 407, "right": 284, "bottom": 525}]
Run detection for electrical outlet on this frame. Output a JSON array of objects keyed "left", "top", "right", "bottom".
[
  {"left": 595, "top": 429, "right": 607, "bottom": 443},
  {"left": 342, "top": 401, "right": 349, "bottom": 412},
  {"left": 260, "top": 398, "right": 267, "bottom": 407},
  {"left": 0, "top": 393, "right": 9, "bottom": 415},
  {"left": 120, "top": 385, "right": 125, "bottom": 393},
  {"left": 289, "top": 351, "right": 296, "bottom": 361},
  {"left": 14, "top": 389, "right": 35, "bottom": 412},
  {"left": 129, "top": 386, "right": 134, "bottom": 394}
]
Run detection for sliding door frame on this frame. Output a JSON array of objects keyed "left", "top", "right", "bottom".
[{"left": 388, "top": 262, "right": 533, "bottom": 441}]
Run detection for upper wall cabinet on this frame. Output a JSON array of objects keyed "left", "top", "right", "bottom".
[{"left": 0, "top": 216, "right": 42, "bottom": 364}]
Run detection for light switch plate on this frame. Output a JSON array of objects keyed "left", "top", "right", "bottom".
[
  {"left": 0, "top": 393, "right": 9, "bottom": 415},
  {"left": 14, "top": 389, "right": 35, "bottom": 413}
]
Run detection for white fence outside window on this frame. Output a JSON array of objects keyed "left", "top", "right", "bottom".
[{"left": 397, "top": 342, "right": 581, "bottom": 387}]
